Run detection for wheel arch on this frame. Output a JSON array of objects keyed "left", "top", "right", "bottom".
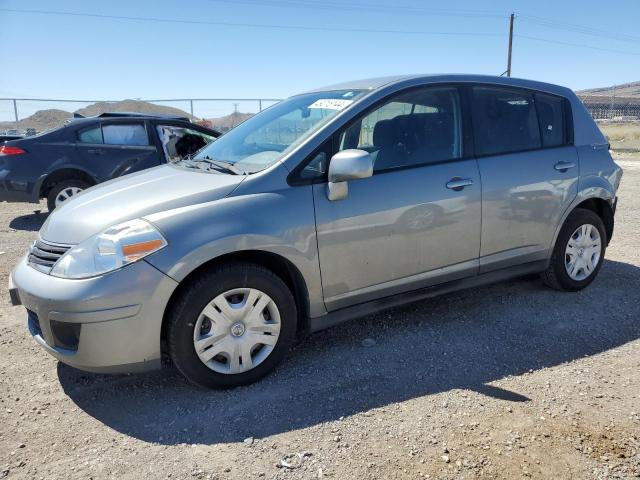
[
  {"left": 552, "top": 196, "right": 615, "bottom": 254},
  {"left": 160, "top": 249, "right": 312, "bottom": 349},
  {"left": 38, "top": 168, "right": 97, "bottom": 199},
  {"left": 573, "top": 198, "right": 614, "bottom": 245}
]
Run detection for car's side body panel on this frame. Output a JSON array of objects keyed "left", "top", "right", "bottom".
[
  {"left": 476, "top": 146, "right": 580, "bottom": 273},
  {"left": 313, "top": 158, "right": 482, "bottom": 311}
]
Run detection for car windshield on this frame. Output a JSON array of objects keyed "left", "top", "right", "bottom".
[{"left": 186, "top": 89, "right": 365, "bottom": 174}]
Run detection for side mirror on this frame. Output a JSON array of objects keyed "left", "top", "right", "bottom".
[{"left": 326, "top": 149, "right": 373, "bottom": 201}]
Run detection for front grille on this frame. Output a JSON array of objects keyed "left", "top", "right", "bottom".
[{"left": 27, "top": 238, "right": 71, "bottom": 274}]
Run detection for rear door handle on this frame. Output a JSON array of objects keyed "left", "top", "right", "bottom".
[
  {"left": 446, "top": 178, "right": 473, "bottom": 191},
  {"left": 554, "top": 161, "right": 575, "bottom": 172},
  {"left": 87, "top": 148, "right": 106, "bottom": 155}
]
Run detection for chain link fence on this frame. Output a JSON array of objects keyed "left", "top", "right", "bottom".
[
  {"left": 576, "top": 94, "right": 640, "bottom": 153},
  {"left": 577, "top": 94, "right": 640, "bottom": 121},
  {"left": 2, "top": 94, "right": 639, "bottom": 152},
  {"left": 0, "top": 98, "right": 282, "bottom": 135}
]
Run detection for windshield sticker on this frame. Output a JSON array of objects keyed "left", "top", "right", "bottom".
[{"left": 308, "top": 99, "right": 353, "bottom": 110}]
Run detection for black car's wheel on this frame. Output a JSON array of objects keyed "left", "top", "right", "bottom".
[
  {"left": 166, "top": 262, "right": 297, "bottom": 388},
  {"left": 542, "top": 208, "right": 607, "bottom": 292},
  {"left": 47, "top": 179, "right": 91, "bottom": 211}
]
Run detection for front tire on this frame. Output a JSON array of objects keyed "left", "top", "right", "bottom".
[
  {"left": 542, "top": 208, "right": 607, "bottom": 291},
  {"left": 166, "top": 262, "right": 297, "bottom": 388}
]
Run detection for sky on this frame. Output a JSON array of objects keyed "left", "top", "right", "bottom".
[{"left": 1, "top": 0, "right": 639, "bottom": 120}]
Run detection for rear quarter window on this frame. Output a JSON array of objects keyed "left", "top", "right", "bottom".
[
  {"left": 77, "top": 125, "right": 103, "bottom": 143},
  {"left": 535, "top": 93, "right": 566, "bottom": 147}
]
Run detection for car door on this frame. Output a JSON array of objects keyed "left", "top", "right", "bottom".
[
  {"left": 75, "top": 121, "right": 161, "bottom": 180},
  {"left": 470, "top": 86, "right": 579, "bottom": 272},
  {"left": 310, "top": 86, "right": 482, "bottom": 311}
]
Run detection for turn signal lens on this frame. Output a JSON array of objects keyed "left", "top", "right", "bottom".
[{"left": 122, "top": 239, "right": 165, "bottom": 261}]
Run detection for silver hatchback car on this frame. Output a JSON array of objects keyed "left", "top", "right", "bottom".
[{"left": 10, "top": 75, "right": 622, "bottom": 388}]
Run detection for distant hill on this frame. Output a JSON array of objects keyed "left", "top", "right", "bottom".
[
  {"left": 0, "top": 99, "right": 195, "bottom": 133},
  {"left": 578, "top": 81, "right": 640, "bottom": 98},
  {"left": 207, "top": 112, "right": 254, "bottom": 132},
  {"left": 75, "top": 100, "right": 193, "bottom": 119},
  {"left": 0, "top": 98, "right": 266, "bottom": 134},
  {"left": 0, "top": 109, "right": 72, "bottom": 132}
]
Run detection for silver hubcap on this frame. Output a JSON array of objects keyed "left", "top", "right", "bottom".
[
  {"left": 193, "top": 288, "right": 281, "bottom": 374},
  {"left": 55, "top": 186, "right": 83, "bottom": 207},
  {"left": 565, "top": 224, "right": 601, "bottom": 281}
]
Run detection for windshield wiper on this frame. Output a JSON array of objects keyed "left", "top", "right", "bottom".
[
  {"left": 199, "top": 156, "right": 244, "bottom": 175},
  {"left": 175, "top": 157, "right": 204, "bottom": 170}
]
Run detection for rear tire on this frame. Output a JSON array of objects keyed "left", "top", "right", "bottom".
[
  {"left": 542, "top": 208, "right": 606, "bottom": 291},
  {"left": 47, "top": 179, "right": 90, "bottom": 211},
  {"left": 166, "top": 262, "right": 297, "bottom": 388}
]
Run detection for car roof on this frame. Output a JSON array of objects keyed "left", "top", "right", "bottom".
[
  {"left": 306, "top": 74, "right": 574, "bottom": 97},
  {"left": 72, "top": 112, "right": 191, "bottom": 121},
  {"left": 59, "top": 114, "right": 220, "bottom": 136}
]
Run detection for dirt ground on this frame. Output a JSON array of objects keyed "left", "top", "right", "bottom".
[{"left": 0, "top": 154, "right": 639, "bottom": 480}]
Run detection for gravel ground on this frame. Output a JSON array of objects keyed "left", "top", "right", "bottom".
[{"left": 1, "top": 154, "right": 639, "bottom": 480}]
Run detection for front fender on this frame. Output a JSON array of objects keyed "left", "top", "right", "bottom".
[{"left": 143, "top": 188, "right": 326, "bottom": 317}]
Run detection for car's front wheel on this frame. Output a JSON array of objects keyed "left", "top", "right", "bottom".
[
  {"left": 542, "top": 208, "right": 607, "bottom": 291},
  {"left": 167, "top": 262, "right": 297, "bottom": 388}
]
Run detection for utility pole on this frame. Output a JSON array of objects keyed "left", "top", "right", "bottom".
[
  {"left": 506, "top": 13, "right": 514, "bottom": 77},
  {"left": 13, "top": 99, "right": 19, "bottom": 131},
  {"left": 610, "top": 84, "right": 616, "bottom": 120},
  {"left": 232, "top": 102, "right": 239, "bottom": 127}
]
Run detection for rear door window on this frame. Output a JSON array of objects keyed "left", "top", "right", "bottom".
[
  {"left": 102, "top": 124, "right": 148, "bottom": 146},
  {"left": 472, "top": 87, "right": 541, "bottom": 156},
  {"left": 535, "top": 93, "right": 566, "bottom": 147}
]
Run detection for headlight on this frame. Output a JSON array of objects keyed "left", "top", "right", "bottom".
[{"left": 50, "top": 219, "right": 167, "bottom": 279}]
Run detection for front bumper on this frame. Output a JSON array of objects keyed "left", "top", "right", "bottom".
[{"left": 10, "top": 255, "right": 178, "bottom": 373}]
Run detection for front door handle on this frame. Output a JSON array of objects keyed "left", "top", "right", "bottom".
[
  {"left": 554, "top": 161, "right": 575, "bottom": 172},
  {"left": 446, "top": 178, "right": 473, "bottom": 191}
]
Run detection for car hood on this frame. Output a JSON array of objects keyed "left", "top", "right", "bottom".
[{"left": 40, "top": 165, "right": 245, "bottom": 244}]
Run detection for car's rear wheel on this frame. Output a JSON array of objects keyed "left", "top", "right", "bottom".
[
  {"left": 47, "top": 179, "right": 90, "bottom": 211},
  {"left": 166, "top": 262, "right": 297, "bottom": 388},
  {"left": 542, "top": 208, "right": 607, "bottom": 291}
]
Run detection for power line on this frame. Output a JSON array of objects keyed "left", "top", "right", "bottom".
[
  {"left": 201, "top": 0, "right": 640, "bottom": 45},
  {"left": 519, "top": 14, "right": 640, "bottom": 45},
  {"left": 515, "top": 34, "right": 640, "bottom": 57},
  {"left": 0, "top": 8, "right": 504, "bottom": 37},
  {"left": 203, "top": 0, "right": 505, "bottom": 18},
  {"left": 2, "top": 7, "right": 638, "bottom": 58}
]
